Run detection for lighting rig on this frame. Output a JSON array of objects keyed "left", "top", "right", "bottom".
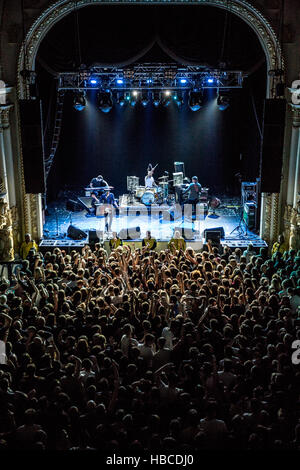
[{"left": 57, "top": 63, "right": 245, "bottom": 112}]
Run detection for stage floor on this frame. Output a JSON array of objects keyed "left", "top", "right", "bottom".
[{"left": 43, "top": 196, "right": 265, "bottom": 249}]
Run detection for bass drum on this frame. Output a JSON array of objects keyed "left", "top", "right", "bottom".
[{"left": 141, "top": 191, "right": 155, "bottom": 206}]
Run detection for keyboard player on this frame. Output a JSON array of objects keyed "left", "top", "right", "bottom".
[{"left": 89, "top": 174, "right": 109, "bottom": 196}]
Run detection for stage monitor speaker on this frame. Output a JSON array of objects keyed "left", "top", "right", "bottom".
[
  {"left": 88, "top": 230, "right": 100, "bottom": 245},
  {"left": 19, "top": 99, "right": 46, "bottom": 194},
  {"left": 67, "top": 225, "right": 87, "bottom": 240},
  {"left": 204, "top": 227, "right": 225, "bottom": 243},
  {"left": 118, "top": 227, "right": 141, "bottom": 240},
  {"left": 77, "top": 196, "right": 93, "bottom": 209},
  {"left": 66, "top": 199, "right": 82, "bottom": 212},
  {"left": 260, "top": 99, "right": 286, "bottom": 193}
]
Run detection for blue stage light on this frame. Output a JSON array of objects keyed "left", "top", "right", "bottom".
[
  {"left": 152, "top": 92, "right": 160, "bottom": 107},
  {"left": 217, "top": 93, "right": 230, "bottom": 111},
  {"left": 189, "top": 90, "right": 203, "bottom": 111},
  {"left": 141, "top": 92, "right": 149, "bottom": 107},
  {"left": 97, "top": 90, "right": 113, "bottom": 113},
  {"left": 89, "top": 77, "right": 98, "bottom": 85},
  {"left": 174, "top": 92, "right": 184, "bottom": 107},
  {"left": 73, "top": 92, "right": 86, "bottom": 111},
  {"left": 130, "top": 90, "right": 138, "bottom": 107},
  {"left": 146, "top": 78, "right": 153, "bottom": 84},
  {"left": 116, "top": 79, "right": 124, "bottom": 85},
  {"left": 180, "top": 78, "right": 187, "bottom": 84},
  {"left": 207, "top": 78, "right": 214, "bottom": 84},
  {"left": 117, "top": 92, "right": 126, "bottom": 107}
]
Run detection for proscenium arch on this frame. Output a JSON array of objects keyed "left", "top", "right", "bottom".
[{"left": 17, "top": 0, "right": 284, "bottom": 99}]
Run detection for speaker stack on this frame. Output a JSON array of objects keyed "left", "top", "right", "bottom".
[{"left": 67, "top": 225, "right": 87, "bottom": 240}]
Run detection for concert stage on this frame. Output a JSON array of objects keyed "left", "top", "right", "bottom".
[{"left": 42, "top": 195, "right": 267, "bottom": 253}]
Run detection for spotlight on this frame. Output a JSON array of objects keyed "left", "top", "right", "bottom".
[
  {"left": 206, "top": 76, "right": 218, "bottom": 86},
  {"left": 152, "top": 92, "right": 160, "bottom": 107},
  {"left": 130, "top": 91, "right": 138, "bottom": 107},
  {"left": 146, "top": 78, "right": 153, "bottom": 84},
  {"left": 97, "top": 90, "right": 113, "bottom": 113},
  {"left": 125, "top": 91, "right": 131, "bottom": 101},
  {"left": 89, "top": 77, "right": 98, "bottom": 86},
  {"left": 174, "top": 92, "right": 184, "bottom": 107},
  {"left": 217, "top": 92, "right": 230, "bottom": 111},
  {"left": 117, "top": 92, "right": 126, "bottom": 107},
  {"left": 141, "top": 92, "right": 149, "bottom": 107},
  {"left": 116, "top": 78, "right": 124, "bottom": 85},
  {"left": 73, "top": 91, "right": 86, "bottom": 111},
  {"left": 161, "top": 90, "right": 171, "bottom": 107},
  {"left": 188, "top": 89, "right": 203, "bottom": 111},
  {"left": 179, "top": 78, "right": 187, "bottom": 84}
]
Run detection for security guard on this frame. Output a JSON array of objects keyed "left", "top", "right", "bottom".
[{"left": 142, "top": 231, "right": 157, "bottom": 250}]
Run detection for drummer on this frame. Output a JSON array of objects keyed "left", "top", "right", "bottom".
[{"left": 145, "top": 170, "right": 157, "bottom": 189}]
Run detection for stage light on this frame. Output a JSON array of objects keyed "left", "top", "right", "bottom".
[
  {"left": 152, "top": 92, "right": 160, "bottom": 107},
  {"left": 116, "top": 78, "right": 124, "bottom": 85},
  {"left": 188, "top": 89, "right": 203, "bottom": 111},
  {"left": 174, "top": 92, "right": 184, "bottom": 107},
  {"left": 207, "top": 78, "right": 214, "bottom": 84},
  {"left": 162, "top": 91, "right": 171, "bottom": 107},
  {"left": 125, "top": 92, "right": 131, "bottom": 101},
  {"left": 73, "top": 91, "right": 86, "bottom": 111},
  {"left": 97, "top": 90, "right": 113, "bottom": 113},
  {"left": 180, "top": 78, "right": 187, "bottom": 84},
  {"left": 130, "top": 91, "right": 138, "bottom": 107},
  {"left": 217, "top": 92, "right": 230, "bottom": 111},
  {"left": 117, "top": 92, "right": 126, "bottom": 107},
  {"left": 146, "top": 78, "right": 153, "bottom": 84},
  {"left": 141, "top": 92, "right": 149, "bottom": 107},
  {"left": 89, "top": 77, "right": 98, "bottom": 85}
]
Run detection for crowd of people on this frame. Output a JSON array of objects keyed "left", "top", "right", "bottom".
[{"left": 0, "top": 236, "right": 299, "bottom": 451}]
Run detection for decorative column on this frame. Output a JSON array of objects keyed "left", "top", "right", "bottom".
[
  {"left": 0, "top": 105, "right": 16, "bottom": 208},
  {"left": 0, "top": 105, "right": 16, "bottom": 261},
  {"left": 286, "top": 107, "right": 300, "bottom": 205},
  {"left": 0, "top": 106, "right": 11, "bottom": 202}
]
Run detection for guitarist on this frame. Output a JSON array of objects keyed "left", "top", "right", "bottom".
[{"left": 145, "top": 163, "right": 158, "bottom": 188}]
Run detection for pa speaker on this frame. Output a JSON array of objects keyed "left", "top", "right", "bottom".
[
  {"left": 118, "top": 227, "right": 141, "bottom": 240},
  {"left": 260, "top": 99, "right": 286, "bottom": 193},
  {"left": 67, "top": 225, "right": 87, "bottom": 240},
  {"left": 204, "top": 227, "right": 225, "bottom": 243},
  {"left": 19, "top": 99, "right": 46, "bottom": 194}
]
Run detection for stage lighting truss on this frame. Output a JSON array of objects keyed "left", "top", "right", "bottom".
[{"left": 57, "top": 63, "right": 244, "bottom": 92}]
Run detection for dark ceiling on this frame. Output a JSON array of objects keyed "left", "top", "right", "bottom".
[{"left": 36, "top": 5, "right": 265, "bottom": 73}]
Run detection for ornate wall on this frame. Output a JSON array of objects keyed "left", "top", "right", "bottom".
[{"left": 0, "top": 0, "right": 299, "bottom": 257}]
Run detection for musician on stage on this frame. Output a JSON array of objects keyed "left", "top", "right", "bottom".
[
  {"left": 145, "top": 164, "right": 158, "bottom": 188},
  {"left": 89, "top": 174, "right": 109, "bottom": 195},
  {"left": 182, "top": 176, "right": 202, "bottom": 204},
  {"left": 142, "top": 230, "right": 157, "bottom": 250},
  {"left": 99, "top": 188, "right": 119, "bottom": 232},
  {"left": 99, "top": 188, "right": 119, "bottom": 209}
]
